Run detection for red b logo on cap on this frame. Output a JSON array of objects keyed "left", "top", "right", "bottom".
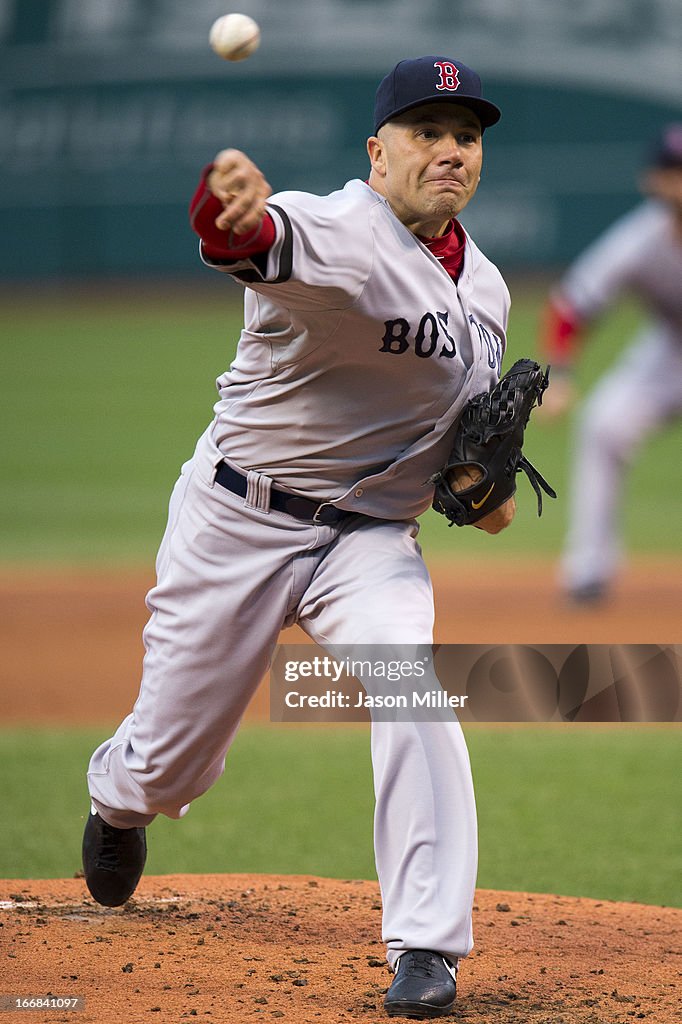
[{"left": 434, "top": 61, "right": 460, "bottom": 92}]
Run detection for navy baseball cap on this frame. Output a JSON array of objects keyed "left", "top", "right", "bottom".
[
  {"left": 650, "top": 123, "right": 682, "bottom": 168},
  {"left": 374, "top": 56, "right": 501, "bottom": 135}
]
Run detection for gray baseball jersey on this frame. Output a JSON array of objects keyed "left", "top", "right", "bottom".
[
  {"left": 202, "top": 178, "right": 509, "bottom": 518},
  {"left": 558, "top": 199, "right": 682, "bottom": 342}
]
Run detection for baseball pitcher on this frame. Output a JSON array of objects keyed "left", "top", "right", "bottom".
[{"left": 83, "top": 56, "right": 532, "bottom": 1019}]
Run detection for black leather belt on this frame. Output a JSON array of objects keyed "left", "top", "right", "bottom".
[{"left": 215, "top": 460, "right": 350, "bottom": 526}]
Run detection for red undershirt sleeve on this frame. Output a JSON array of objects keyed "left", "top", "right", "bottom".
[
  {"left": 540, "top": 297, "right": 584, "bottom": 367},
  {"left": 189, "top": 164, "right": 276, "bottom": 260}
]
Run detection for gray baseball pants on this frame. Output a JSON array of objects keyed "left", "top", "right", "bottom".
[
  {"left": 561, "top": 327, "right": 682, "bottom": 591},
  {"left": 87, "top": 426, "right": 477, "bottom": 967}
]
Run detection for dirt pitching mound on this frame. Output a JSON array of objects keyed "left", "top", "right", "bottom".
[{"left": 1, "top": 875, "right": 679, "bottom": 1024}]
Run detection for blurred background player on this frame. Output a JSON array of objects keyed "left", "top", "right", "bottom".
[{"left": 539, "top": 123, "right": 682, "bottom": 602}]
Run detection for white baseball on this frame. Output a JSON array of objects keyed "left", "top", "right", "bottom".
[{"left": 209, "top": 13, "right": 260, "bottom": 62}]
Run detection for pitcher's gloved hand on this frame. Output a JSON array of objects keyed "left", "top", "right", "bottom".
[{"left": 431, "top": 359, "right": 557, "bottom": 527}]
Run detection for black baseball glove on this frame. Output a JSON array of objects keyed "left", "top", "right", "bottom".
[{"left": 430, "top": 358, "right": 557, "bottom": 527}]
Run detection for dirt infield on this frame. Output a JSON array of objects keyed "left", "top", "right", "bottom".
[
  {"left": 2, "top": 561, "right": 681, "bottom": 1023},
  {"left": 1, "top": 872, "right": 679, "bottom": 1024},
  {"left": 2, "top": 875, "right": 680, "bottom": 1024},
  {"left": 2, "top": 558, "right": 680, "bottom": 725}
]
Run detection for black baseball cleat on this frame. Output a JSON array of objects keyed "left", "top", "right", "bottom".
[
  {"left": 384, "top": 949, "right": 458, "bottom": 1018},
  {"left": 566, "top": 580, "right": 608, "bottom": 605},
  {"left": 82, "top": 811, "right": 147, "bottom": 907}
]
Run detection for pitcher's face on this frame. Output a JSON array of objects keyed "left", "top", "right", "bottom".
[{"left": 368, "top": 103, "right": 483, "bottom": 236}]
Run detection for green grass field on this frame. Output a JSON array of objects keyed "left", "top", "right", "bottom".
[
  {"left": 2, "top": 280, "right": 681, "bottom": 562},
  {"left": 0, "top": 724, "right": 679, "bottom": 908},
  {"left": 1, "top": 284, "right": 680, "bottom": 908}
]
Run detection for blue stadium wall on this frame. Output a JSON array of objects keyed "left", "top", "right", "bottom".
[{"left": 1, "top": 0, "right": 680, "bottom": 278}]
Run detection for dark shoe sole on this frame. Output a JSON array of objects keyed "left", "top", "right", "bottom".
[
  {"left": 385, "top": 999, "right": 455, "bottom": 1018},
  {"left": 86, "top": 883, "right": 140, "bottom": 908}
]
